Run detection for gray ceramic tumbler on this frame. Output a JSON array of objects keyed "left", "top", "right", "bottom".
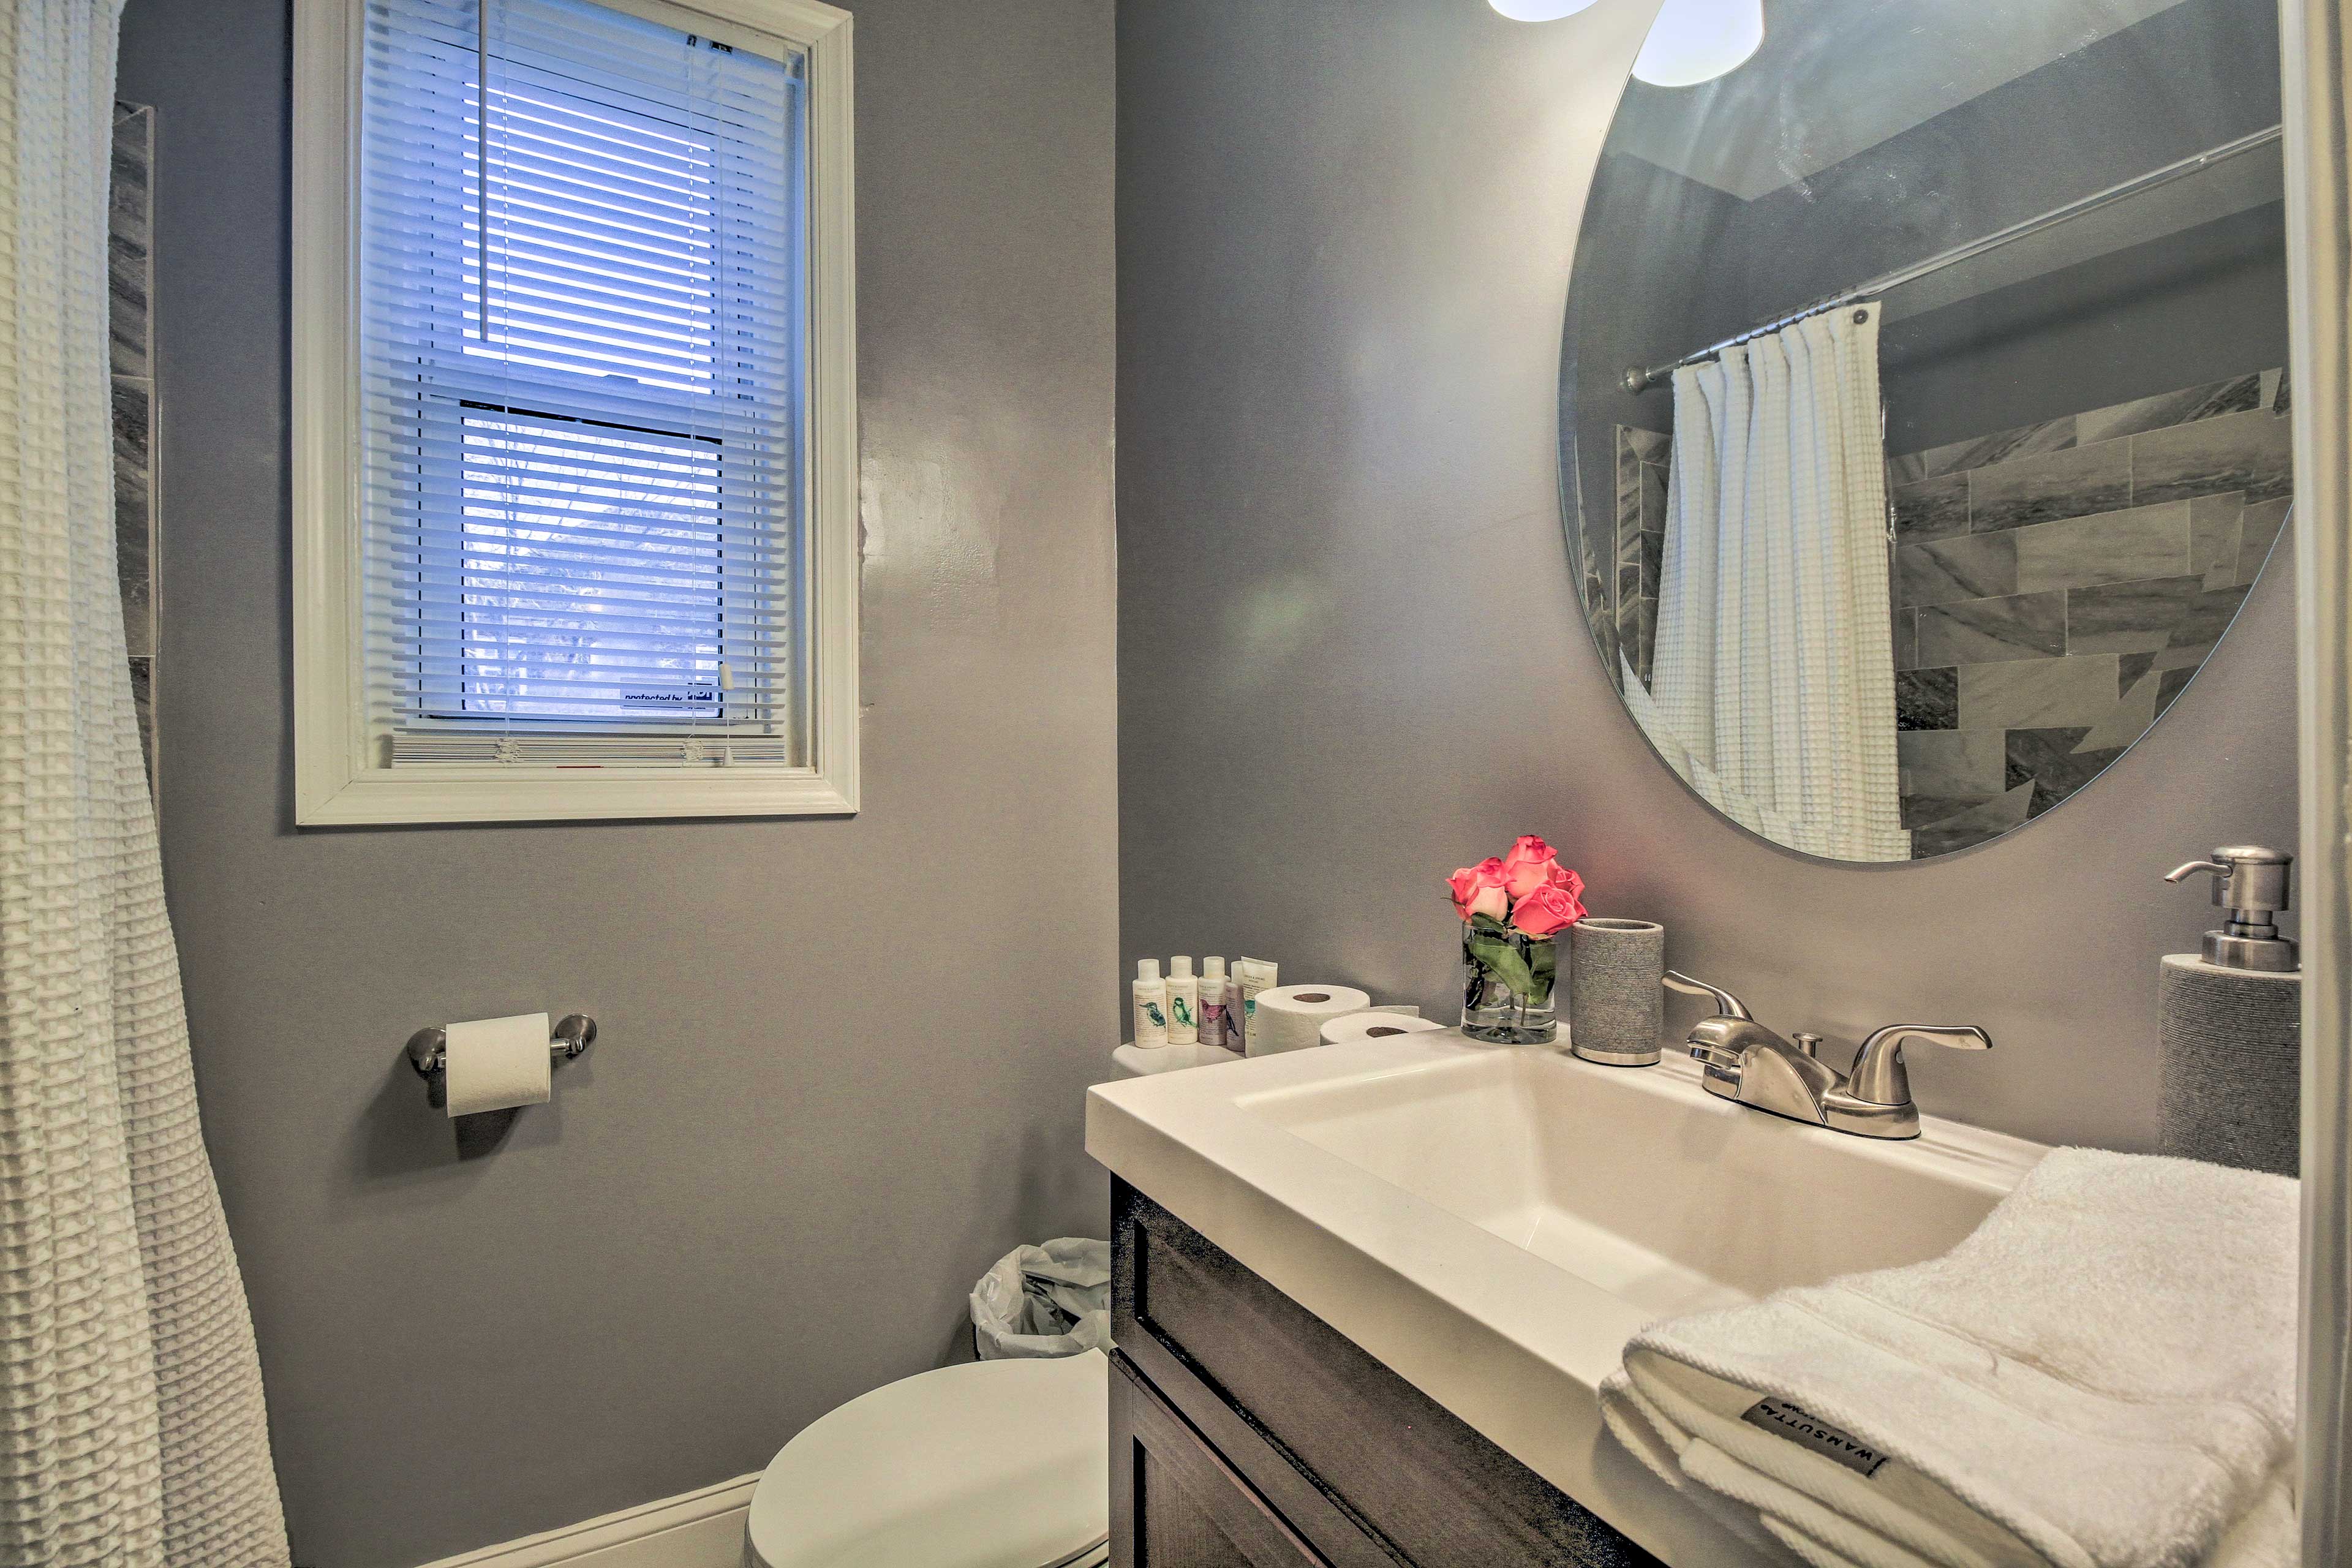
[{"left": 1568, "top": 918, "right": 1667, "bottom": 1065}]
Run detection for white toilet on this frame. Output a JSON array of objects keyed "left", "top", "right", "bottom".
[
  {"left": 743, "top": 1344, "right": 1110, "bottom": 1568},
  {"left": 748, "top": 1055, "right": 1148, "bottom": 1566}
]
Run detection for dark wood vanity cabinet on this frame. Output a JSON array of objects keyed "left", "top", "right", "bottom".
[
  {"left": 1111, "top": 1356, "right": 1328, "bottom": 1568},
  {"left": 1108, "top": 1180, "right": 1661, "bottom": 1568}
]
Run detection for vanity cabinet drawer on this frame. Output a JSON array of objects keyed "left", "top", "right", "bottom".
[
  {"left": 1110, "top": 1180, "right": 1658, "bottom": 1568},
  {"left": 1111, "top": 1351, "right": 1334, "bottom": 1568}
]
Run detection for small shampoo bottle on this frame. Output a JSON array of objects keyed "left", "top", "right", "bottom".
[
  {"left": 1167, "top": 956, "right": 1201, "bottom": 1045},
  {"left": 1133, "top": 959, "right": 1170, "bottom": 1047},
  {"left": 1200, "top": 957, "right": 1229, "bottom": 1049}
]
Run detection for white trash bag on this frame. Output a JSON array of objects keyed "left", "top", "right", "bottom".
[{"left": 970, "top": 1238, "right": 1112, "bottom": 1360}]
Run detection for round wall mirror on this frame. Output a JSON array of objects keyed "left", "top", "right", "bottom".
[{"left": 1561, "top": 0, "right": 2290, "bottom": 862}]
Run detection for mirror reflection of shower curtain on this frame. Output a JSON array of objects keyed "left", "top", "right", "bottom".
[{"left": 1624, "top": 303, "right": 1910, "bottom": 862}]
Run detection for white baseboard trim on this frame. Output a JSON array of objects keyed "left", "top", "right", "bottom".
[{"left": 415, "top": 1474, "right": 761, "bottom": 1568}]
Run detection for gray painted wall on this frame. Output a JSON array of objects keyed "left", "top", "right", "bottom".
[
  {"left": 1116, "top": 0, "right": 2298, "bottom": 1153},
  {"left": 117, "top": 1, "right": 1117, "bottom": 1563}
]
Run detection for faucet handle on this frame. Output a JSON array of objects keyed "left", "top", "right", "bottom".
[
  {"left": 1846, "top": 1024, "right": 1992, "bottom": 1107},
  {"left": 1664, "top": 970, "right": 1753, "bottom": 1021}
]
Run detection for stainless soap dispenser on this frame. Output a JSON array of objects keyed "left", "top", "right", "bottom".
[
  {"left": 2165, "top": 845, "right": 2298, "bottom": 971},
  {"left": 2157, "top": 846, "right": 2300, "bottom": 1176}
]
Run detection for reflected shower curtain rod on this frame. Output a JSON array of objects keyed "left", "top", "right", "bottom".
[{"left": 1619, "top": 122, "right": 2285, "bottom": 395}]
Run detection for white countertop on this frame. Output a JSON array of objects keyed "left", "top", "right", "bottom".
[{"left": 1085, "top": 1029, "right": 2046, "bottom": 1567}]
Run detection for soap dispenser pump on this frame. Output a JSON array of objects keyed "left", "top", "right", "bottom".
[
  {"left": 2157, "top": 845, "right": 2300, "bottom": 1176},
  {"left": 2163, "top": 845, "right": 2298, "bottom": 973}
]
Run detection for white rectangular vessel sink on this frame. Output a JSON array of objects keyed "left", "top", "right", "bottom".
[{"left": 1087, "top": 1029, "right": 2046, "bottom": 1567}]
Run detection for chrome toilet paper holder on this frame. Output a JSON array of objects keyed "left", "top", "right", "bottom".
[{"left": 405, "top": 1014, "right": 598, "bottom": 1101}]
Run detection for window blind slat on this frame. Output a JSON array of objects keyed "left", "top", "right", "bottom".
[
  {"left": 369, "top": 537, "right": 792, "bottom": 582},
  {"left": 360, "top": 0, "right": 805, "bottom": 751},
  {"left": 382, "top": 584, "right": 788, "bottom": 624},
  {"left": 357, "top": 371, "right": 797, "bottom": 437}
]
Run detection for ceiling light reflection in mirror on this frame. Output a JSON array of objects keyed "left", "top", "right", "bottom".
[
  {"left": 1488, "top": 0, "right": 1764, "bottom": 88},
  {"left": 1632, "top": 0, "right": 1765, "bottom": 86},
  {"left": 1488, "top": 0, "right": 1601, "bottom": 20}
]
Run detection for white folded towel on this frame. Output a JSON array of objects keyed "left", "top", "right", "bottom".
[{"left": 1599, "top": 1148, "right": 2298, "bottom": 1568}]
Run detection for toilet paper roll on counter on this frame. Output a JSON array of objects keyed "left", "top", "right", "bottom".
[
  {"left": 444, "top": 1011, "right": 552, "bottom": 1117},
  {"left": 1320, "top": 1012, "right": 1446, "bottom": 1046},
  {"left": 1246, "top": 985, "right": 1371, "bottom": 1057}
]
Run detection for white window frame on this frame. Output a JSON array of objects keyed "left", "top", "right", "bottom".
[{"left": 291, "top": 0, "right": 858, "bottom": 824}]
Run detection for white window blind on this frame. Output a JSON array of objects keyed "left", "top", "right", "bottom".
[{"left": 359, "top": 0, "right": 808, "bottom": 766}]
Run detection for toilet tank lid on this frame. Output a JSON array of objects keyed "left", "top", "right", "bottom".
[{"left": 747, "top": 1349, "right": 1109, "bottom": 1568}]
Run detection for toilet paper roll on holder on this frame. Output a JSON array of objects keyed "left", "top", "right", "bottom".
[{"left": 405, "top": 1014, "right": 597, "bottom": 1099}]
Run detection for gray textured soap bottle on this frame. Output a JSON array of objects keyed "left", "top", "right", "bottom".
[{"left": 2157, "top": 846, "right": 2300, "bottom": 1176}]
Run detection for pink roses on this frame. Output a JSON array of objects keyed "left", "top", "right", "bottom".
[
  {"left": 1446, "top": 859, "right": 1511, "bottom": 923},
  {"left": 1449, "top": 835, "right": 1587, "bottom": 937},
  {"left": 1506, "top": 881, "right": 1584, "bottom": 937}
]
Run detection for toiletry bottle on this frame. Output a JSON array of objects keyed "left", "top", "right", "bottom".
[
  {"left": 1199, "top": 957, "right": 1229, "bottom": 1049},
  {"left": 1133, "top": 959, "right": 1170, "bottom": 1048},
  {"left": 2158, "top": 846, "right": 2301, "bottom": 1175},
  {"left": 1231, "top": 958, "right": 1278, "bottom": 1054},
  {"left": 1167, "top": 956, "right": 1201, "bottom": 1045}
]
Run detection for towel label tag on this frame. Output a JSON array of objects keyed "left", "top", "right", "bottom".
[{"left": 1740, "top": 1397, "right": 1889, "bottom": 1478}]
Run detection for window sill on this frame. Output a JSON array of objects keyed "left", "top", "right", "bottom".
[{"left": 294, "top": 764, "right": 858, "bottom": 826}]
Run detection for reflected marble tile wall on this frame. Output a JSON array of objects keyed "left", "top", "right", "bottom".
[
  {"left": 1890, "top": 369, "right": 2291, "bottom": 856},
  {"left": 112, "top": 101, "right": 157, "bottom": 792},
  {"left": 1610, "top": 424, "right": 1667, "bottom": 687},
  {"left": 1610, "top": 369, "right": 2291, "bottom": 858}
]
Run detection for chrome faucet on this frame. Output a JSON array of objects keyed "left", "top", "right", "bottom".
[{"left": 1662, "top": 971, "right": 1991, "bottom": 1140}]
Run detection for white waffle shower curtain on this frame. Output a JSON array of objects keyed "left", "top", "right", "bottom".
[
  {"left": 1627, "top": 303, "right": 1910, "bottom": 862},
  {"left": 0, "top": 2, "right": 291, "bottom": 1562}
]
